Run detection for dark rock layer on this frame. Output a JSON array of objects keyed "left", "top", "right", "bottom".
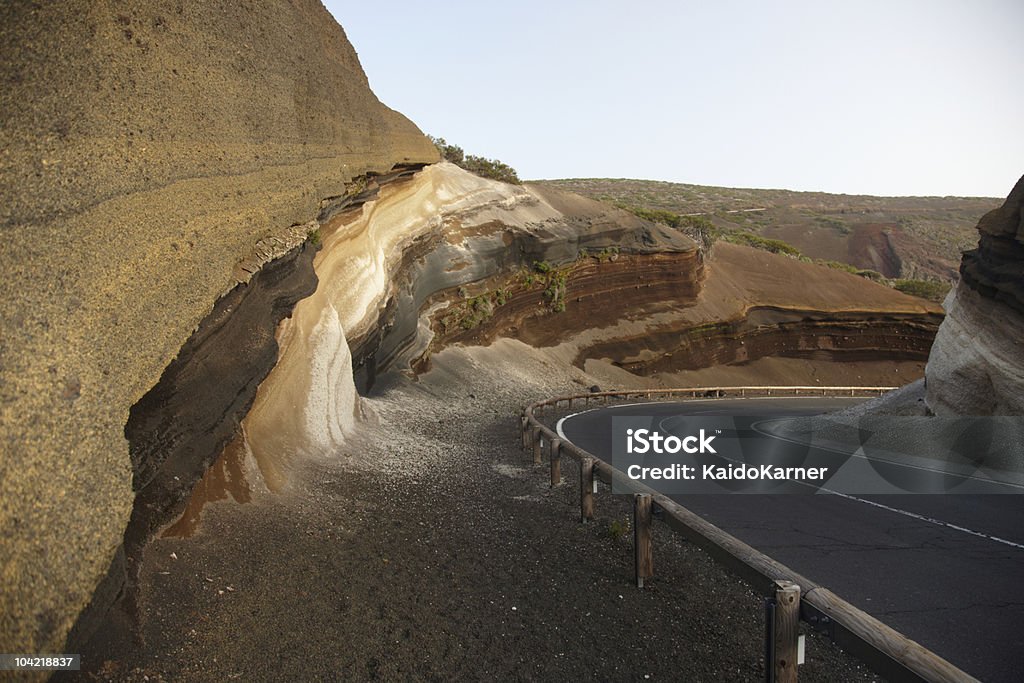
[
  {"left": 426, "top": 251, "right": 705, "bottom": 355},
  {"left": 926, "top": 174, "right": 1024, "bottom": 415},
  {"left": 959, "top": 175, "right": 1024, "bottom": 316},
  {"left": 347, "top": 188, "right": 700, "bottom": 391},
  {"left": 579, "top": 308, "right": 941, "bottom": 376},
  {"left": 68, "top": 241, "right": 319, "bottom": 652}
]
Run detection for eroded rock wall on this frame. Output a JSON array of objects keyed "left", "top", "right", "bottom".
[
  {"left": 241, "top": 163, "right": 697, "bottom": 476},
  {"left": 926, "top": 175, "right": 1024, "bottom": 415},
  {"left": 0, "top": 0, "right": 437, "bottom": 655}
]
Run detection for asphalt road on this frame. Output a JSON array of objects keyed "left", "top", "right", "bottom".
[{"left": 557, "top": 398, "right": 1024, "bottom": 682}]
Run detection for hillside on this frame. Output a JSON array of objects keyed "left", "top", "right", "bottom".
[{"left": 535, "top": 178, "right": 1000, "bottom": 286}]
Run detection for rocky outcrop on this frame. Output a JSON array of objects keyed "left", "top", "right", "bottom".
[
  {"left": 240, "top": 163, "right": 698, "bottom": 477},
  {"left": 926, "top": 175, "right": 1024, "bottom": 415},
  {"left": 424, "top": 239, "right": 942, "bottom": 384},
  {"left": 0, "top": 0, "right": 436, "bottom": 656},
  {"left": 234, "top": 165, "right": 945, "bottom": 500}
]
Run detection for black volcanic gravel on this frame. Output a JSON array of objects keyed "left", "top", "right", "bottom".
[{"left": 76, "top": 344, "right": 883, "bottom": 682}]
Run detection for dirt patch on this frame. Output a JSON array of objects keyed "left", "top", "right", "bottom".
[{"left": 847, "top": 224, "right": 902, "bottom": 277}]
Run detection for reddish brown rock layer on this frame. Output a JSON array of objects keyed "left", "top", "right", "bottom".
[
  {"left": 429, "top": 251, "right": 706, "bottom": 353},
  {"left": 579, "top": 308, "right": 940, "bottom": 376}
]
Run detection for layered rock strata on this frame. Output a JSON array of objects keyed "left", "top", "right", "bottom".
[
  {"left": 240, "top": 163, "right": 699, "bottom": 478},
  {"left": 0, "top": 0, "right": 436, "bottom": 656},
  {"left": 238, "top": 164, "right": 945, "bottom": 500},
  {"left": 417, "top": 239, "right": 943, "bottom": 382},
  {"left": 926, "top": 175, "right": 1024, "bottom": 415}
]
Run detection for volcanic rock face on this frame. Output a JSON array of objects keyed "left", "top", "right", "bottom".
[
  {"left": 240, "top": 163, "right": 699, "bottom": 474},
  {"left": 926, "top": 175, "right": 1024, "bottom": 415},
  {"left": 237, "top": 163, "right": 944, "bottom": 493},
  {"left": 0, "top": 0, "right": 436, "bottom": 655}
]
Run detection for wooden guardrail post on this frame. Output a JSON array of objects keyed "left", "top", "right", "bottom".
[
  {"left": 580, "top": 457, "right": 595, "bottom": 521},
  {"left": 549, "top": 438, "right": 561, "bottom": 487},
  {"left": 521, "top": 415, "right": 529, "bottom": 450},
  {"left": 532, "top": 426, "right": 543, "bottom": 464},
  {"left": 634, "top": 494, "right": 653, "bottom": 588},
  {"left": 765, "top": 580, "right": 801, "bottom": 683}
]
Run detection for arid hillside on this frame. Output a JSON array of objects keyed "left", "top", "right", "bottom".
[{"left": 537, "top": 178, "right": 1000, "bottom": 290}]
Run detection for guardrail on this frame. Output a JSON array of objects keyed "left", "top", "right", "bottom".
[{"left": 520, "top": 387, "right": 978, "bottom": 683}]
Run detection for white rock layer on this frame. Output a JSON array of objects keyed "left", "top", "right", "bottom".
[{"left": 241, "top": 163, "right": 592, "bottom": 481}]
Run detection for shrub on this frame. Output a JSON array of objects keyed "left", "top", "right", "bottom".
[
  {"left": 429, "top": 135, "right": 521, "bottom": 184},
  {"left": 856, "top": 269, "right": 886, "bottom": 282},
  {"left": 817, "top": 259, "right": 859, "bottom": 274},
  {"left": 462, "top": 155, "right": 521, "bottom": 184},
  {"left": 723, "top": 231, "right": 802, "bottom": 257},
  {"left": 893, "top": 279, "right": 950, "bottom": 302},
  {"left": 607, "top": 518, "right": 630, "bottom": 541},
  {"left": 620, "top": 205, "right": 683, "bottom": 227}
]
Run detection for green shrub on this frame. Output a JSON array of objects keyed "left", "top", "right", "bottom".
[
  {"left": 607, "top": 518, "right": 630, "bottom": 541},
  {"left": 817, "top": 259, "right": 859, "bottom": 274},
  {"left": 429, "top": 136, "right": 465, "bottom": 166},
  {"left": 680, "top": 215, "right": 714, "bottom": 232},
  {"left": 893, "top": 279, "right": 950, "bottom": 302},
  {"left": 622, "top": 205, "right": 683, "bottom": 227},
  {"left": 429, "top": 135, "right": 521, "bottom": 184},
  {"left": 723, "top": 231, "right": 802, "bottom": 257},
  {"left": 856, "top": 269, "right": 886, "bottom": 282}
]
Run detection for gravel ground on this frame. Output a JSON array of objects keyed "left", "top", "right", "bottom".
[{"left": 75, "top": 341, "right": 884, "bottom": 682}]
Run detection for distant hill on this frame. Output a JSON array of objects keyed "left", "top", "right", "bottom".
[{"left": 533, "top": 178, "right": 999, "bottom": 288}]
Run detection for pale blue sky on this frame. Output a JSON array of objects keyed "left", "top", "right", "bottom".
[{"left": 327, "top": 0, "right": 1022, "bottom": 198}]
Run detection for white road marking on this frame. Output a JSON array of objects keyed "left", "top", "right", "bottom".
[{"left": 557, "top": 401, "right": 1024, "bottom": 553}]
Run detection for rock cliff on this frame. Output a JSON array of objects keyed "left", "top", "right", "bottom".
[
  {"left": 240, "top": 163, "right": 699, "bottom": 477},
  {"left": 926, "top": 175, "right": 1024, "bottom": 415},
  {"left": 0, "top": 0, "right": 436, "bottom": 656},
  {"left": 235, "top": 163, "right": 942, "bottom": 500}
]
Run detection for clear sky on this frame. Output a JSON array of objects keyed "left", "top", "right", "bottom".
[{"left": 327, "top": 0, "right": 1022, "bottom": 198}]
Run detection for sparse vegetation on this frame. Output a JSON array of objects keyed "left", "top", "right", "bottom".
[
  {"left": 537, "top": 177, "right": 998, "bottom": 285},
  {"left": 815, "top": 215, "right": 852, "bottom": 234},
  {"left": 580, "top": 246, "right": 620, "bottom": 263},
  {"left": 429, "top": 136, "right": 521, "bottom": 184},
  {"left": 816, "top": 259, "right": 858, "bottom": 274},
  {"left": 443, "top": 259, "right": 579, "bottom": 332},
  {"left": 893, "top": 279, "right": 950, "bottom": 302},
  {"left": 617, "top": 204, "right": 685, "bottom": 228},
  {"left": 543, "top": 268, "right": 569, "bottom": 313},
  {"left": 722, "top": 232, "right": 802, "bottom": 257},
  {"left": 606, "top": 518, "right": 630, "bottom": 541},
  {"left": 615, "top": 203, "right": 718, "bottom": 251},
  {"left": 307, "top": 227, "right": 321, "bottom": 246},
  {"left": 530, "top": 260, "right": 570, "bottom": 312}
]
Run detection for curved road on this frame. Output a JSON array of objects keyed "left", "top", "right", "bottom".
[{"left": 558, "top": 398, "right": 1024, "bottom": 683}]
